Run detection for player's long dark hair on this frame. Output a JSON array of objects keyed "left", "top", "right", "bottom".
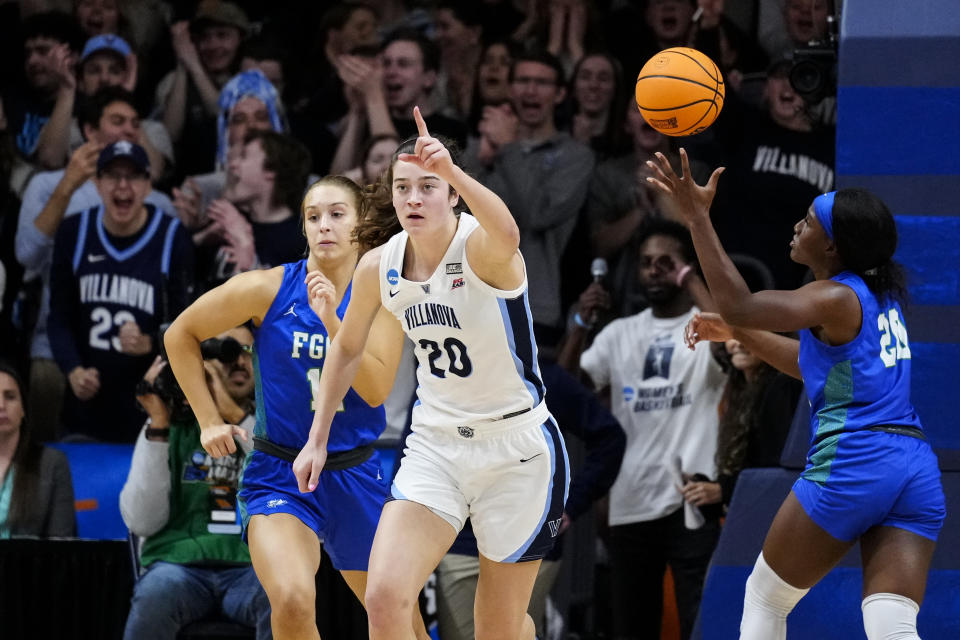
[
  {"left": 831, "top": 188, "right": 908, "bottom": 305},
  {"left": 355, "top": 135, "right": 467, "bottom": 251},
  {"left": 0, "top": 361, "right": 43, "bottom": 533},
  {"left": 715, "top": 362, "right": 777, "bottom": 482}
]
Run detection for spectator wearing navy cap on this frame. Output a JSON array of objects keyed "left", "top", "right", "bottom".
[
  {"left": 16, "top": 86, "right": 175, "bottom": 443},
  {"left": 47, "top": 140, "right": 194, "bottom": 442}
]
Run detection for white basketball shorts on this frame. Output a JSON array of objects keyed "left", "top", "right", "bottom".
[{"left": 391, "top": 407, "right": 570, "bottom": 562}]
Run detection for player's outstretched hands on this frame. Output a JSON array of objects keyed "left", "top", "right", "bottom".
[
  {"left": 293, "top": 439, "right": 328, "bottom": 493},
  {"left": 646, "top": 148, "right": 724, "bottom": 227},
  {"left": 397, "top": 106, "right": 455, "bottom": 182},
  {"left": 684, "top": 311, "right": 733, "bottom": 349}
]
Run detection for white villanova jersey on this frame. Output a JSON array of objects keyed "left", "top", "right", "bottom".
[{"left": 380, "top": 214, "right": 547, "bottom": 431}]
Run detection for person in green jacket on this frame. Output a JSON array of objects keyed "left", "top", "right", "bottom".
[{"left": 119, "top": 324, "right": 270, "bottom": 639}]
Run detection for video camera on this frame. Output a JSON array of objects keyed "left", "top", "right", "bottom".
[
  {"left": 789, "top": 12, "right": 839, "bottom": 105},
  {"left": 137, "top": 331, "right": 251, "bottom": 422}
]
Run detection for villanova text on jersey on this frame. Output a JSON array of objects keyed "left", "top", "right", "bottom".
[
  {"left": 751, "top": 145, "right": 835, "bottom": 192},
  {"left": 379, "top": 213, "right": 547, "bottom": 428},
  {"left": 66, "top": 205, "right": 181, "bottom": 355},
  {"left": 403, "top": 302, "right": 462, "bottom": 331},
  {"left": 48, "top": 202, "right": 190, "bottom": 441},
  {"left": 79, "top": 273, "right": 156, "bottom": 315}
]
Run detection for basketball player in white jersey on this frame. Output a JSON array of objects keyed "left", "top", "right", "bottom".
[{"left": 294, "top": 107, "right": 569, "bottom": 640}]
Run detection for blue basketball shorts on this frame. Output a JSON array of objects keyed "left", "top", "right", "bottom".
[
  {"left": 238, "top": 449, "right": 389, "bottom": 571},
  {"left": 793, "top": 429, "right": 945, "bottom": 542}
]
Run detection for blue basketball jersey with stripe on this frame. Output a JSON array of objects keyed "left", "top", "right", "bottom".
[
  {"left": 252, "top": 260, "right": 385, "bottom": 452},
  {"left": 69, "top": 204, "right": 181, "bottom": 367},
  {"left": 798, "top": 271, "right": 922, "bottom": 446},
  {"left": 379, "top": 214, "right": 545, "bottom": 430}
]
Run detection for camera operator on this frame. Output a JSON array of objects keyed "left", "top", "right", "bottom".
[
  {"left": 758, "top": 0, "right": 839, "bottom": 125},
  {"left": 788, "top": 9, "right": 838, "bottom": 127},
  {"left": 119, "top": 324, "right": 271, "bottom": 640}
]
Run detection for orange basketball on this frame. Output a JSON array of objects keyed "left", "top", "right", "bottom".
[{"left": 635, "top": 47, "right": 725, "bottom": 137}]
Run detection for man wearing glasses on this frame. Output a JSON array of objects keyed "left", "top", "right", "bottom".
[
  {"left": 16, "top": 86, "right": 176, "bottom": 442},
  {"left": 48, "top": 141, "right": 195, "bottom": 442},
  {"left": 469, "top": 49, "right": 595, "bottom": 351},
  {"left": 120, "top": 324, "right": 271, "bottom": 639}
]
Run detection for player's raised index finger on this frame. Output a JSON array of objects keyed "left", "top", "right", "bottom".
[{"left": 413, "top": 106, "right": 429, "bottom": 137}]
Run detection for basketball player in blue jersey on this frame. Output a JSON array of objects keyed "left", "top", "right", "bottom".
[
  {"left": 648, "top": 150, "right": 945, "bottom": 640},
  {"left": 164, "top": 176, "right": 427, "bottom": 640},
  {"left": 296, "top": 107, "right": 569, "bottom": 640}
]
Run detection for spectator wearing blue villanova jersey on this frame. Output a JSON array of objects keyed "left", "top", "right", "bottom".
[
  {"left": 650, "top": 151, "right": 945, "bottom": 640},
  {"left": 164, "top": 175, "right": 427, "bottom": 639},
  {"left": 49, "top": 141, "right": 194, "bottom": 442}
]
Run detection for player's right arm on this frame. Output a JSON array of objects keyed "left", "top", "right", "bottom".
[
  {"left": 164, "top": 267, "right": 282, "bottom": 457},
  {"left": 402, "top": 106, "right": 525, "bottom": 291},
  {"left": 685, "top": 312, "right": 802, "bottom": 380},
  {"left": 295, "top": 249, "right": 384, "bottom": 492},
  {"left": 648, "top": 150, "right": 861, "bottom": 345}
]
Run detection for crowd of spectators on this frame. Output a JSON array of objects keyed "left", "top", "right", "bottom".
[{"left": 0, "top": 0, "right": 836, "bottom": 638}]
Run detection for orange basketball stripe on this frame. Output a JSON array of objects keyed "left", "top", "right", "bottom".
[
  {"left": 660, "top": 47, "right": 723, "bottom": 83},
  {"left": 75, "top": 499, "right": 99, "bottom": 511}
]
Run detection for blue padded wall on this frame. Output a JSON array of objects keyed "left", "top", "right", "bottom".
[
  {"left": 50, "top": 442, "right": 134, "bottom": 540},
  {"left": 835, "top": 0, "right": 960, "bottom": 455}
]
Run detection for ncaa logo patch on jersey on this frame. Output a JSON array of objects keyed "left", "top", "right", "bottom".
[{"left": 387, "top": 268, "right": 399, "bottom": 286}]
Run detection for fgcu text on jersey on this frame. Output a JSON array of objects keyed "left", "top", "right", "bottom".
[{"left": 252, "top": 260, "right": 385, "bottom": 451}]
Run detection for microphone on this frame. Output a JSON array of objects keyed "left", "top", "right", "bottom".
[
  {"left": 590, "top": 257, "right": 608, "bottom": 283},
  {"left": 586, "top": 258, "right": 608, "bottom": 326}
]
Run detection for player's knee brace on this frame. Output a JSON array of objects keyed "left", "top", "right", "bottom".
[
  {"left": 739, "top": 552, "right": 809, "bottom": 640},
  {"left": 862, "top": 593, "right": 921, "bottom": 640}
]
